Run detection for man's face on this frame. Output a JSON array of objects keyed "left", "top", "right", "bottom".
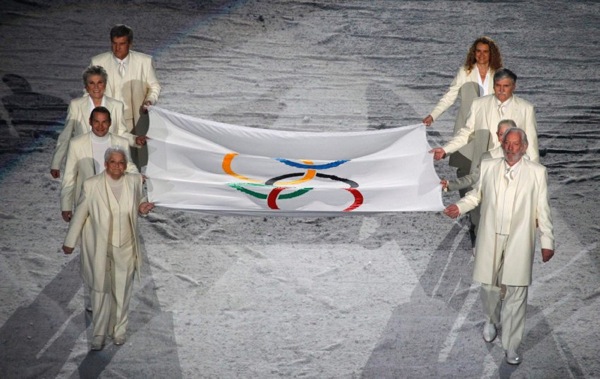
[
  {"left": 111, "top": 36, "right": 131, "bottom": 60},
  {"left": 105, "top": 152, "right": 127, "bottom": 180},
  {"left": 494, "top": 77, "right": 516, "bottom": 103},
  {"left": 85, "top": 74, "right": 106, "bottom": 101},
  {"left": 90, "top": 111, "right": 111, "bottom": 137},
  {"left": 475, "top": 42, "right": 490, "bottom": 66},
  {"left": 502, "top": 130, "right": 527, "bottom": 165}
]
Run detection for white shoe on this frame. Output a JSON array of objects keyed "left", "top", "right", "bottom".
[
  {"left": 482, "top": 321, "right": 497, "bottom": 343},
  {"left": 506, "top": 348, "right": 521, "bottom": 365},
  {"left": 113, "top": 335, "right": 126, "bottom": 346}
]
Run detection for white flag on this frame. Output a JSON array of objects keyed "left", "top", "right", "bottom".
[{"left": 146, "top": 107, "right": 443, "bottom": 215}]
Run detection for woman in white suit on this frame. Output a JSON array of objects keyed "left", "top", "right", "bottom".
[
  {"left": 423, "top": 37, "right": 503, "bottom": 195},
  {"left": 63, "top": 147, "right": 154, "bottom": 351},
  {"left": 50, "top": 65, "right": 137, "bottom": 178}
]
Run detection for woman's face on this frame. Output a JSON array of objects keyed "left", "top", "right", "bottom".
[
  {"left": 85, "top": 74, "right": 106, "bottom": 101},
  {"left": 475, "top": 42, "right": 490, "bottom": 66}
]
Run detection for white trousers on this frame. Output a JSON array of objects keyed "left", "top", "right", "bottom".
[
  {"left": 91, "top": 239, "right": 135, "bottom": 338},
  {"left": 480, "top": 234, "right": 528, "bottom": 351}
]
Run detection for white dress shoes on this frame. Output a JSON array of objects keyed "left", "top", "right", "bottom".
[
  {"left": 506, "top": 349, "right": 522, "bottom": 365},
  {"left": 483, "top": 321, "right": 497, "bottom": 343}
]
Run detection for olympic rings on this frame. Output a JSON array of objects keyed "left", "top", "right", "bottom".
[{"left": 223, "top": 153, "right": 363, "bottom": 212}]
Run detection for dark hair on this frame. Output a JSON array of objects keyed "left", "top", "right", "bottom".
[
  {"left": 82, "top": 65, "right": 108, "bottom": 87},
  {"left": 110, "top": 24, "right": 133, "bottom": 43},
  {"left": 89, "top": 106, "right": 112, "bottom": 123},
  {"left": 493, "top": 68, "right": 518, "bottom": 84},
  {"left": 464, "top": 36, "right": 503, "bottom": 73}
]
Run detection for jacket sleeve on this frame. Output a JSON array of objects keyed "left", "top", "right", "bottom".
[
  {"left": 448, "top": 164, "right": 479, "bottom": 191},
  {"left": 120, "top": 138, "right": 139, "bottom": 174},
  {"left": 113, "top": 100, "right": 137, "bottom": 146},
  {"left": 63, "top": 180, "right": 91, "bottom": 248},
  {"left": 429, "top": 68, "right": 468, "bottom": 121},
  {"left": 143, "top": 57, "right": 161, "bottom": 104},
  {"left": 455, "top": 160, "right": 488, "bottom": 214},
  {"left": 51, "top": 101, "right": 77, "bottom": 170},
  {"left": 60, "top": 140, "right": 79, "bottom": 211},
  {"left": 536, "top": 167, "right": 554, "bottom": 250},
  {"left": 448, "top": 151, "right": 492, "bottom": 191},
  {"left": 524, "top": 103, "right": 540, "bottom": 163},
  {"left": 443, "top": 101, "right": 476, "bottom": 154}
]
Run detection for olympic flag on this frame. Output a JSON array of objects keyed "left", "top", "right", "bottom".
[{"left": 146, "top": 107, "right": 444, "bottom": 215}]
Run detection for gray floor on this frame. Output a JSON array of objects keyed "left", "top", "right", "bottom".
[{"left": 1, "top": 1, "right": 599, "bottom": 378}]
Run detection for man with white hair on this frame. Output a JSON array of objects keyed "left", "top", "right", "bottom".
[{"left": 443, "top": 128, "right": 554, "bottom": 365}]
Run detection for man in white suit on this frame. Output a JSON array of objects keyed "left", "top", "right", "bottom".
[
  {"left": 63, "top": 147, "right": 154, "bottom": 351},
  {"left": 431, "top": 68, "right": 539, "bottom": 167},
  {"left": 61, "top": 106, "right": 138, "bottom": 319},
  {"left": 90, "top": 24, "right": 161, "bottom": 169},
  {"left": 441, "top": 119, "right": 517, "bottom": 193},
  {"left": 444, "top": 128, "right": 555, "bottom": 365},
  {"left": 50, "top": 65, "right": 142, "bottom": 179},
  {"left": 61, "top": 106, "right": 138, "bottom": 222}
]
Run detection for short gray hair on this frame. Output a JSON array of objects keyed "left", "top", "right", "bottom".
[
  {"left": 497, "top": 119, "right": 517, "bottom": 131},
  {"left": 83, "top": 65, "right": 108, "bottom": 87},
  {"left": 104, "top": 146, "right": 128, "bottom": 163}
]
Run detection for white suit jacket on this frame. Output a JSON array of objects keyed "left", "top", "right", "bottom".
[
  {"left": 430, "top": 66, "right": 495, "bottom": 168},
  {"left": 64, "top": 172, "right": 145, "bottom": 291},
  {"left": 60, "top": 132, "right": 138, "bottom": 211},
  {"left": 448, "top": 147, "right": 502, "bottom": 191},
  {"left": 51, "top": 95, "right": 134, "bottom": 170},
  {"left": 430, "top": 66, "right": 495, "bottom": 125},
  {"left": 456, "top": 158, "right": 554, "bottom": 286},
  {"left": 443, "top": 94, "right": 539, "bottom": 171},
  {"left": 90, "top": 50, "right": 161, "bottom": 129},
  {"left": 448, "top": 147, "right": 531, "bottom": 192}
]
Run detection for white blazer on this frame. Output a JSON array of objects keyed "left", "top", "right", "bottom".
[
  {"left": 51, "top": 95, "right": 134, "bottom": 171},
  {"left": 456, "top": 158, "right": 554, "bottom": 286},
  {"left": 443, "top": 94, "right": 539, "bottom": 171},
  {"left": 90, "top": 50, "right": 161, "bottom": 129},
  {"left": 60, "top": 132, "right": 137, "bottom": 211},
  {"left": 64, "top": 172, "right": 145, "bottom": 291},
  {"left": 430, "top": 66, "right": 495, "bottom": 169},
  {"left": 429, "top": 66, "right": 495, "bottom": 126}
]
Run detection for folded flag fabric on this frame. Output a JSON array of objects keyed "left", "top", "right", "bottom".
[{"left": 146, "top": 106, "right": 444, "bottom": 216}]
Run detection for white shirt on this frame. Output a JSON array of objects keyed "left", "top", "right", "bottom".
[
  {"left": 91, "top": 133, "right": 110, "bottom": 174},
  {"left": 476, "top": 66, "right": 491, "bottom": 96},
  {"left": 87, "top": 96, "right": 106, "bottom": 116}
]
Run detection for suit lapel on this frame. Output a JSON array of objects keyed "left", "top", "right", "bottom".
[
  {"left": 466, "top": 69, "right": 480, "bottom": 96},
  {"left": 484, "top": 96, "right": 496, "bottom": 149},
  {"left": 97, "top": 173, "right": 111, "bottom": 209},
  {"left": 504, "top": 96, "right": 521, "bottom": 125},
  {"left": 83, "top": 134, "right": 98, "bottom": 175},
  {"left": 77, "top": 98, "right": 89, "bottom": 135},
  {"left": 104, "top": 173, "right": 121, "bottom": 216},
  {"left": 492, "top": 159, "right": 502, "bottom": 205}
]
